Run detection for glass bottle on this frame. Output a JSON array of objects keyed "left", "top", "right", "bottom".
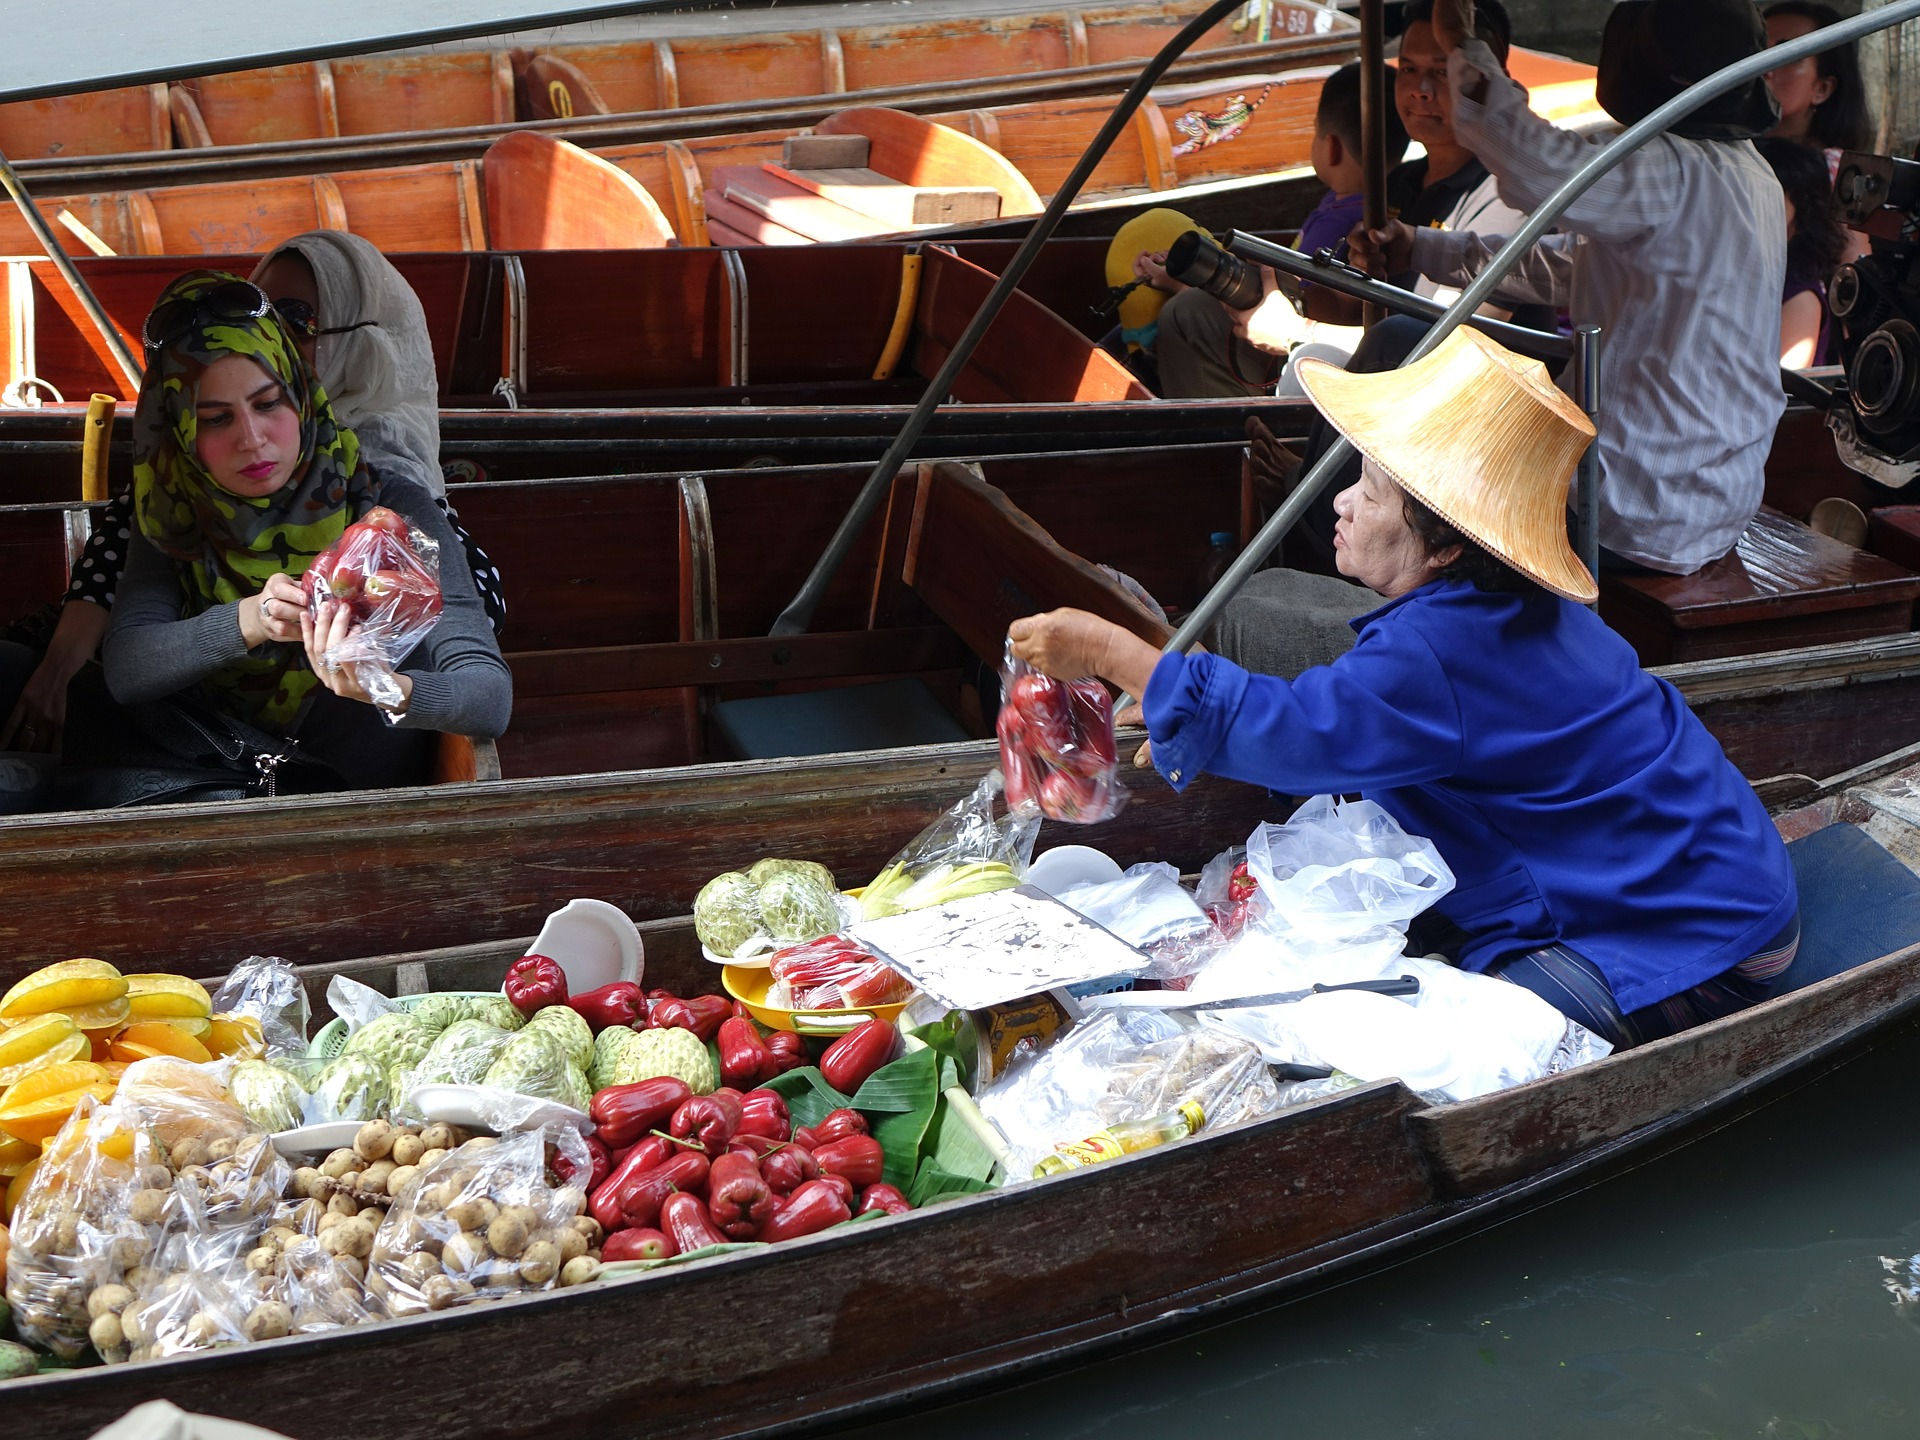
[{"left": 1032, "top": 1100, "right": 1205, "bottom": 1177}]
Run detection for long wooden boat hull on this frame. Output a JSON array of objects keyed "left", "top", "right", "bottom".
[
  {"left": 0, "top": 0, "right": 1352, "bottom": 166},
  {"left": 0, "top": 48, "right": 1593, "bottom": 257},
  {"left": 5, "top": 776, "right": 1918, "bottom": 1440}
]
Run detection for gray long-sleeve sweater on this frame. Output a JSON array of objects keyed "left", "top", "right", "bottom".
[{"left": 104, "top": 478, "right": 511, "bottom": 742}]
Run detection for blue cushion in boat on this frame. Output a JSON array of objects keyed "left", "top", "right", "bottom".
[
  {"left": 708, "top": 678, "right": 970, "bottom": 761},
  {"left": 1779, "top": 821, "right": 1920, "bottom": 991}
]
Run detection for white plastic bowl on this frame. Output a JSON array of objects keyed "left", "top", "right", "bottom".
[
  {"left": 271, "top": 1121, "right": 363, "bottom": 1159},
  {"left": 1024, "top": 844, "right": 1125, "bottom": 897},
  {"left": 527, "top": 898, "right": 644, "bottom": 994}
]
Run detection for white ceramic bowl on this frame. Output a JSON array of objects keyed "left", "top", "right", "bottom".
[
  {"left": 527, "top": 898, "right": 645, "bottom": 993},
  {"left": 407, "top": 1083, "right": 589, "bottom": 1134},
  {"left": 1024, "top": 844, "right": 1125, "bottom": 897},
  {"left": 271, "top": 1121, "right": 364, "bottom": 1159}
]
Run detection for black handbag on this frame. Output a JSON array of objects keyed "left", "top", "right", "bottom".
[{"left": 57, "top": 692, "right": 344, "bottom": 808}]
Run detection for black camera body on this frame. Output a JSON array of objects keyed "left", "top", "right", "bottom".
[{"left": 1829, "top": 151, "right": 1920, "bottom": 486}]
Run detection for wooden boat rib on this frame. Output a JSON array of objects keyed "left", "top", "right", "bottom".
[
  {"left": 4, "top": 761, "right": 1919, "bottom": 1438},
  {"left": 0, "top": 47, "right": 1596, "bottom": 257},
  {"left": 0, "top": 0, "right": 1352, "bottom": 162}
]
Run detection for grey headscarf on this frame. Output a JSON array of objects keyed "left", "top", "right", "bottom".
[{"left": 250, "top": 231, "right": 443, "bottom": 498}]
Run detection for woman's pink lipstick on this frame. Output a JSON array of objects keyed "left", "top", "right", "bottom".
[{"left": 240, "top": 461, "right": 278, "bottom": 480}]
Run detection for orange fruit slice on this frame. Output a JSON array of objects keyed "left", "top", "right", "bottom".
[
  {"left": 0, "top": 1014, "right": 88, "bottom": 1088},
  {"left": 109, "top": 1023, "right": 211, "bottom": 1065},
  {"left": 3, "top": 1154, "right": 41, "bottom": 1222},
  {"left": 204, "top": 1014, "right": 264, "bottom": 1060},
  {"left": 0, "top": 1134, "right": 38, "bottom": 1178},
  {"left": 148, "top": 1015, "right": 212, "bottom": 1039},
  {"left": 0, "top": 1079, "right": 116, "bottom": 1145},
  {"left": 4, "top": 1061, "right": 110, "bottom": 1109},
  {"left": 0, "top": 960, "right": 126, "bottom": 1020},
  {"left": 123, "top": 975, "right": 213, "bottom": 1022}
]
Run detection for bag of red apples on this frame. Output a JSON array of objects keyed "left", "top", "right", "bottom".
[
  {"left": 302, "top": 505, "right": 445, "bottom": 709},
  {"left": 995, "top": 641, "right": 1126, "bottom": 824}
]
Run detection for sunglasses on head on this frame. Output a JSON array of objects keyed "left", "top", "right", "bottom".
[{"left": 141, "top": 278, "right": 379, "bottom": 353}]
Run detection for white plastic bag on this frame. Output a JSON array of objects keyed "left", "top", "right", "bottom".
[
  {"left": 1244, "top": 795, "right": 1453, "bottom": 943},
  {"left": 1055, "top": 863, "right": 1222, "bottom": 981}
]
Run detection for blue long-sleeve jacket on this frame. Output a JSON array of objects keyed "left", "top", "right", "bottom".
[{"left": 1144, "top": 580, "right": 1797, "bottom": 1014}]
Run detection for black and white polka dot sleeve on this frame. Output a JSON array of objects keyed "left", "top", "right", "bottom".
[{"left": 67, "top": 492, "right": 134, "bottom": 610}]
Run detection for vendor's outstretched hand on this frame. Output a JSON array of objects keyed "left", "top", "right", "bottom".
[{"left": 1009, "top": 609, "right": 1164, "bottom": 705}]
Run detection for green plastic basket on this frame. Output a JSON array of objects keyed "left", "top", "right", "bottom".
[{"left": 307, "top": 990, "right": 505, "bottom": 1062}]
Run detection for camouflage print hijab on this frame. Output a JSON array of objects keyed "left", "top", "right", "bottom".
[{"left": 132, "top": 270, "right": 379, "bottom": 729}]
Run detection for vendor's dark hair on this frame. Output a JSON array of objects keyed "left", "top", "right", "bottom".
[
  {"left": 1401, "top": 492, "right": 1541, "bottom": 595},
  {"left": 1755, "top": 135, "right": 1848, "bottom": 285},
  {"left": 1764, "top": 1, "right": 1874, "bottom": 152},
  {"left": 1318, "top": 62, "right": 1411, "bottom": 165},
  {"left": 1400, "top": 0, "right": 1512, "bottom": 65}
]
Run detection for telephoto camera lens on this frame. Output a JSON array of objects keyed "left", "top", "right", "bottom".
[{"left": 1165, "top": 230, "right": 1268, "bottom": 312}]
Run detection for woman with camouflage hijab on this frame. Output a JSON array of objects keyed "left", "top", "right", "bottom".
[{"left": 99, "top": 272, "right": 509, "bottom": 790}]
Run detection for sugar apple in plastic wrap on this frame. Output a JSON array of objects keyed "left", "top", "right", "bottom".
[
  {"left": 340, "top": 1011, "right": 433, "bottom": 1073},
  {"left": 416, "top": 1019, "right": 516, "bottom": 1086},
  {"left": 309, "top": 1053, "right": 387, "bottom": 1122},
  {"left": 523, "top": 1004, "right": 593, "bottom": 1069},
  {"left": 482, "top": 1028, "right": 575, "bottom": 1106},
  {"left": 409, "top": 992, "right": 524, "bottom": 1038},
  {"left": 694, "top": 870, "right": 760, "bottom": 955},
  {"left": 587, "top": 1024, "right": 715, "bottom": 1095},
  {"left": 228, "top": 1060, "right": 307, "bottom": 1133},
  {"left": 756, "top": 865, "right": 840, "bottom": 944},
  {"left": 563, "top": 1059, "right": 592, "bottom": 1113}
]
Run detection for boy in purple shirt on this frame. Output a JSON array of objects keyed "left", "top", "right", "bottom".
[{"left": 1151, "top": 62, "right": 1407, "bottom": 398}]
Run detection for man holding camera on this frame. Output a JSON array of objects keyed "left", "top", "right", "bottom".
[{"left": 1351, "top": 0, "right": 1786, "bottom": 574}]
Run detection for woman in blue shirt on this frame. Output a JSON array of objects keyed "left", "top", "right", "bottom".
[{"left": 1010, "top": 328, "right": 1799, "bottom": 1048}]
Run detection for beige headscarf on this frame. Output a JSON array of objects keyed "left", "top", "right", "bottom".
[{"left": 250, "top": 231, "right": 443, "bottom": 498}]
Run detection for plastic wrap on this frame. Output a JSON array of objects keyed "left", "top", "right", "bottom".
[
  {"left": 859, "top": 772, "right": 1038, "bottom": 920},
  {"left": 1055, "top": 863, "right": 1224, "bottom": 981},
  {"left": 977, "top": 1009, "right": 1285, "bottom": 1179},
  {"left": 391, "top": 1019, "right": 517, "bottom": 1120},
  {"left": 694, "top": 858, "right": 845, "bottom": 959},
  {"left": 367, "top": 1132, "right": 594, "bottom": 1316},
  {"left": 767, "top": 935, "right": 911, "bottom": 1010},
  {"left": 482, "top": 1029, "right": 588, "bottom": 1111},
  {"left": 304, "top": 1055, "right": 388, "bottom": 1125},
  {"left": 1194, "top": 846, "right": 1258, "bottom": 939},
  {"left": 1243, "top": 795, "right": 1454, "bottom": 944},
  {"left": 995, "top": 642, "right": 1126, "bottom": 824},
  {"left": 209, "top": 956, "right": 310, "bottom": 1063},
  {"left": 302, "top": 505, "right": 444, "bottom": 711}
]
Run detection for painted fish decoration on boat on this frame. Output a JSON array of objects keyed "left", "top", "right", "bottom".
[{"left": 1170, "top": 83, "right": 1275, "bottom": 157}]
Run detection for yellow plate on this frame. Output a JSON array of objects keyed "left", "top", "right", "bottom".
[{"left": 722, "top": 965, "right": 910, "bottom": 1036}]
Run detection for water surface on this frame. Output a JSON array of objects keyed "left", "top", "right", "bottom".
[{"left": 841, "top": 1031, "right": 1920, "bottom": 1439}]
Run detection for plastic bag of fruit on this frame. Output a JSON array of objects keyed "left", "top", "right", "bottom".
[
  {"left": 858, "top": 772, "right": 1039, "bottom": 921},
  {"left": 367, "top": 1130, "right": 598, "bottom": 1317},
  {"left": 766, "top": 935, "right": 911, "bottom": 1011},
  {"left": 995, "top": 641, "right": 1126, "bottom": 824},
  {"left": 302, "top": 504, "right": 444, "bottom": 710}
]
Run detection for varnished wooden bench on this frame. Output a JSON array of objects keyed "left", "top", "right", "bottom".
[{"left": 1600, "top": 506, "right": 1920, "bottom": 665}]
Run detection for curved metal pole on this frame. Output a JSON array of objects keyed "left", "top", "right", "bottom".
[
  {"left": 0, "top": 151, "right": 141, "bottom": 392},
  {"left": 769, "top": 0, "right": 1254, "bottom": 637},
  {"left": 1161, "top": 0, "right": 1920, "bottom": 657}
]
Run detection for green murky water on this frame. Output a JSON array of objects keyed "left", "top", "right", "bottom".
[{"left": 841, "top": 1028, "right": 1920, "bottom": 1439}]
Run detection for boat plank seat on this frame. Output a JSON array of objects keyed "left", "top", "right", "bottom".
[
  {"left": 712, "top": 165, "right": 896, "bottom": 243},
  {"left": 482, "top": 132, "right": 675, "bottom": 250},
  {"left": 764, "top": 164, "right": 1002, "bottom": 227},
  {"left": 1599, "top": 506, "right": 1920, "bottom": 665},
  {"left": 903, "top": 460, "right": 1174, "bottom": 666},
  {"left": 817, "top": 108, "right": 1044, "bottom": 217},
  {"left": 911, "top": 245, "right": 1151, "bottom": 403},
  {"left": 516, "top": 54, "right": 614, "bottom": 121}
]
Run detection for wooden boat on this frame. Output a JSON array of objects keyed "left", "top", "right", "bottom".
[
  {"left": 0, "top": 0, "right": 1352, "bottom": 164},
  {"left": 0, "top": 432, "right": 1912, "bottom": 970},
  {"left": 9, "top": 10, "right": 1363, "bottom": 194},
  {"left": 0, "top": 48, "right": 1598, "bottom": 257},
  {"left": 4, "top": 756, "right": 1920, "bottom": 1437}
]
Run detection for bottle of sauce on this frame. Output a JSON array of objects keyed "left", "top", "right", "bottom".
[{"left": 1032, "top": 1101, "right": 1205, "bottom": 1177}]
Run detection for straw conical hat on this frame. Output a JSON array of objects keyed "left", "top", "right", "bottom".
[{"left": 1295, "top": 327, "right": 1599, "bottom": 604}]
